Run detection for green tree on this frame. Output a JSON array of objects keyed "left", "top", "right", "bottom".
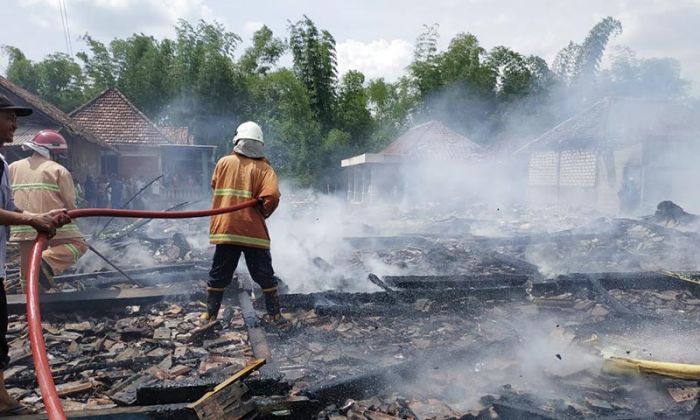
[
  {"left": 76, "top": 35, "right": 116, "bottom": 94},
  {"left": 409, "top": 24, "right": 443, "bottom": 97},
  {"left": 3, "top": 47, "right": 85, "bottom": 111},
  {"left": 335, "top": 70, "right": 372, "bottom": 148},
  {"left": 35, "top": 53, "right": 86, "bottom": 111},
  {"left": 366, "top": 76, "right": 417, "bottom": 150},
  {"left": 552, "top": 17, "right": 622, "bottom": 85},
  {"left": 441, "top": 33, "right": 494, "bottom": 94},
  {"left": 239, "top": 25, "right": 286, "bottom": 75},
  {"left": 599, "top": 46, "right": 688, "bottom": 98},
  {"left": 110, "top": 34, "right": 175, "bottom": 116},
  {"left": 2, "top": 46, "right": 40, "bottom": 93},
  {"left": 167, "top": 19, "right": 246, "bottom": 149},
  {"left": 288, "top": 16, "right": 338, "bottom": 129},
  {"left": 247, "top": 69, "right": 321, "bottom": 182}
]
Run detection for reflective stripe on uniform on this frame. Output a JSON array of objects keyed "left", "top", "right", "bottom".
[
  {"left": 12, "top": 182, "right": 60, "bottom": 192},
  {"left": 64, "top": 243, "right": 81, "bottom": 263},
  {"left": 11, "top": 224, "right": 81, "bottom": 234},
  {"left": 209, "top": 234, "right": 270, "bottom": 248},
  {"left": 213, "top": 188, "right": 253, "bottom": 198}
]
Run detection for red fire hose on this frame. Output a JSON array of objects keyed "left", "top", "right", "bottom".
[{"left": 26, "top": 199, "right": 259, "bottom": 420}]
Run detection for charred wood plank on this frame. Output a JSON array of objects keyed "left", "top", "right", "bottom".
[
  {"left": 471, "top": 232, "right": 601, "bottom": 247},
  {"left": 367, "top": 274, "right": 400, "bottom": 300},
  {"left": 10, "top": 403, "right": 194, "bottom": 419},
  {"left": 85, "top": 270, "right": 209, "bottom": 289},
  {"left": 135, "top": 375, "right": 291, "bottom": 407},
  {"left": 342, "top": 236, "right": 432, "bottom": 250},
  {"left": 383, "top": 273, "right": 528, "bottom": 290},
  {"left": 532, "top": 272, "right": 700, "bottom": 297},
  {"left": 237, "top": 289, "right": 279, "bottom": 380},
  {"left": 136, "top": 377, "right": 223, "bottom": 405},
  {"left": 187, "top": 359, "right": 264, "bottom": 419},
  {"left": 587, "top": 278, "right": 636, "bottom": 316},
  {"left": 6, "top": 286, "right": 201, "bottom": 315},
  {"left": 57, "top": 263, "right": 202, "bottom": 282},
  {"left": 276, "top": 287, "right": 527, "bottom": 314}
]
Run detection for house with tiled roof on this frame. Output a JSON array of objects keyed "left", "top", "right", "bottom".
[
  {"left": 516, "top": 97, "right": 700, "bottom": 214},
  {"left": 70, "top": 88, "right": 173, "bottom": 178},
  {"left": 71, "top": 88, "right": 215, "bottom": 196},
  {"left": 340, "top": 120, "right": 485, "bottom": 203},
  {"left": 0, "top": 76, "right": 115, "bottom": 181}
]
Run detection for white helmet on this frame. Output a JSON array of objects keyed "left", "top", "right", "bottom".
[{"left": 233, "top": 121, "right": 264, "bottom": 144}]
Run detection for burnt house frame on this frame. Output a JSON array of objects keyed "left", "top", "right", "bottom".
[{"left": 516, "top": 97, "right": 700, "bottom": 214}]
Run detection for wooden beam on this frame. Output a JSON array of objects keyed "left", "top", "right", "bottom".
[
  {"left": 187, "top": 359, "right": 265, "bottom": 419},
  {"left": 10, "top": 403, "right": 192, "bottom": 419},
  {"left": 6, "top": 286, "right": 203, "bottom": 315}
]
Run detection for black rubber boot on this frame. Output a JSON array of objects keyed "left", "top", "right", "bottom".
[
  {"left": 263, "top": 288, "right": 281, "bottom": 317},
  {"left": 201, "top": 287, "right": 224, "bottom": 322},
  {"left": 262, "top": 288, "right": 291, "bottom": 327},
  {"left": 38, "top": 260, "right": 55, "bottom": 291}
]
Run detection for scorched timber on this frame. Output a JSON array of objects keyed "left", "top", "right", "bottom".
[{"left": 5, "top": 287, "right": 208, "bottom": 315}]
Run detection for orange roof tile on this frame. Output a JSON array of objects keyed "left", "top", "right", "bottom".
[{"left": 71, "top": 88, "right": 174, "bottom": 146}]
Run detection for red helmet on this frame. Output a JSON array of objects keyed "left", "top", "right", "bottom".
[{"left": 32, "top": 130, "right": 68, "bottom": 151}]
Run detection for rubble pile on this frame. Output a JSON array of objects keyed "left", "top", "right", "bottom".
[
  {"left": 261, "top": 283, "right": 700, "bottom": 419},
  {"left": 491, "top": 217, "right": 700, "bottom": 274},
  {"left": 349, "top": 240, "right": 532, "bottom": 278},
  {"left": 4, "top": 300, "right": 254, "bottom": 413},
  {"left": 7, "top": 201, "right": 700, "bottom": 418}
]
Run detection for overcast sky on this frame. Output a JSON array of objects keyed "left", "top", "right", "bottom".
[{"left": 2, "top": 0, "right": 699, "bottom": 94}]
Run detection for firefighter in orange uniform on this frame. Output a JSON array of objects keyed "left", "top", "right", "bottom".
[
  {"left": 9, "top": 130, "right": 87, "bottom": 290},
  {"left": 203, "top": 121, "right": 284, "bottom": 323}
]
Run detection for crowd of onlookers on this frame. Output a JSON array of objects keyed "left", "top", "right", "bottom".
[
  {"left": 75, "top": 175, "right": 153, "bottom": 209},
  {"left": 74, "top": 173, "right": 204, "bottom": 209}
]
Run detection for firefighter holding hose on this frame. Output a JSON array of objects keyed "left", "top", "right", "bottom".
[
  {"left": 203, "top": 121, "right": 287, "bottom": 325},
  {"left": 9, "top": 130, "right": 87, "bottom": 291}
]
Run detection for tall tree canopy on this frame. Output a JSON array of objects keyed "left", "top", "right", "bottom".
[{"left": 1, "top": 16, "right": 690, "bottom": 187}]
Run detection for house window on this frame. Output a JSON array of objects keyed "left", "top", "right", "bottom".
[
  {"left": 559, "top": 149, "right": 597, "bottom": 187},
  {"left": 528, "top": 151, "right": 558, "bottom": 186}
]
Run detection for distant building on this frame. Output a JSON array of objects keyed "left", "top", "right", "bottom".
[
  {"left": 0, "top": 76, "right": 115, "bottom": 181},
  {"left": 341, "top": 120, "right": 484, "bottom": 203},
  {"left": 70, "top": 88, "right": 215, "bottom": 199},
  {"left": 516, "top": 97, "right": 700, "bottom": 214}
]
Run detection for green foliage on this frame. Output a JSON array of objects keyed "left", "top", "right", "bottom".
[
  {"left": 441, "top": 33, "right": 494, "bottom": 94},
  {"left": 599, "top": 46, "right": 689, "bottom": 99},
  {"left": 409, "top": 24, "right": 442, "bottom": 96},
  {"left": 247, "top": 69, "right": 321, "bottom": 180},
  {"left": 3, "top": 46, "right": 40, "bottom": 92},
  {"left": 336, "top": 70, "right": 372, "bottom": 145},
  {"left": 2, "top": 15, "right": 691, "bottom": 188},
  {"left": 239, "top": 25, "right": 286, "bottom": 75},
  {"left": 366, "top": 77, "right": 416, "bottom": 149},
  {"left": 3, "top": 46, "right": 84, "bottom": 111},
  {"left": 552, "top": 17, "right": 622, "bottom": 85},
  {"left": 289, "top": 15, "right": 338, "bottom": 129}
]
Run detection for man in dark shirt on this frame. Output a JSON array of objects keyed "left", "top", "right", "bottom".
[{"left": 0, "top": 95, "right": 69, "bottom": 414}]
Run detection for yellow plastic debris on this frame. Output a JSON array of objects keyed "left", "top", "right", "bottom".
[{"left": 603, "top": 356, "right": 700, "bottom": 380}]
